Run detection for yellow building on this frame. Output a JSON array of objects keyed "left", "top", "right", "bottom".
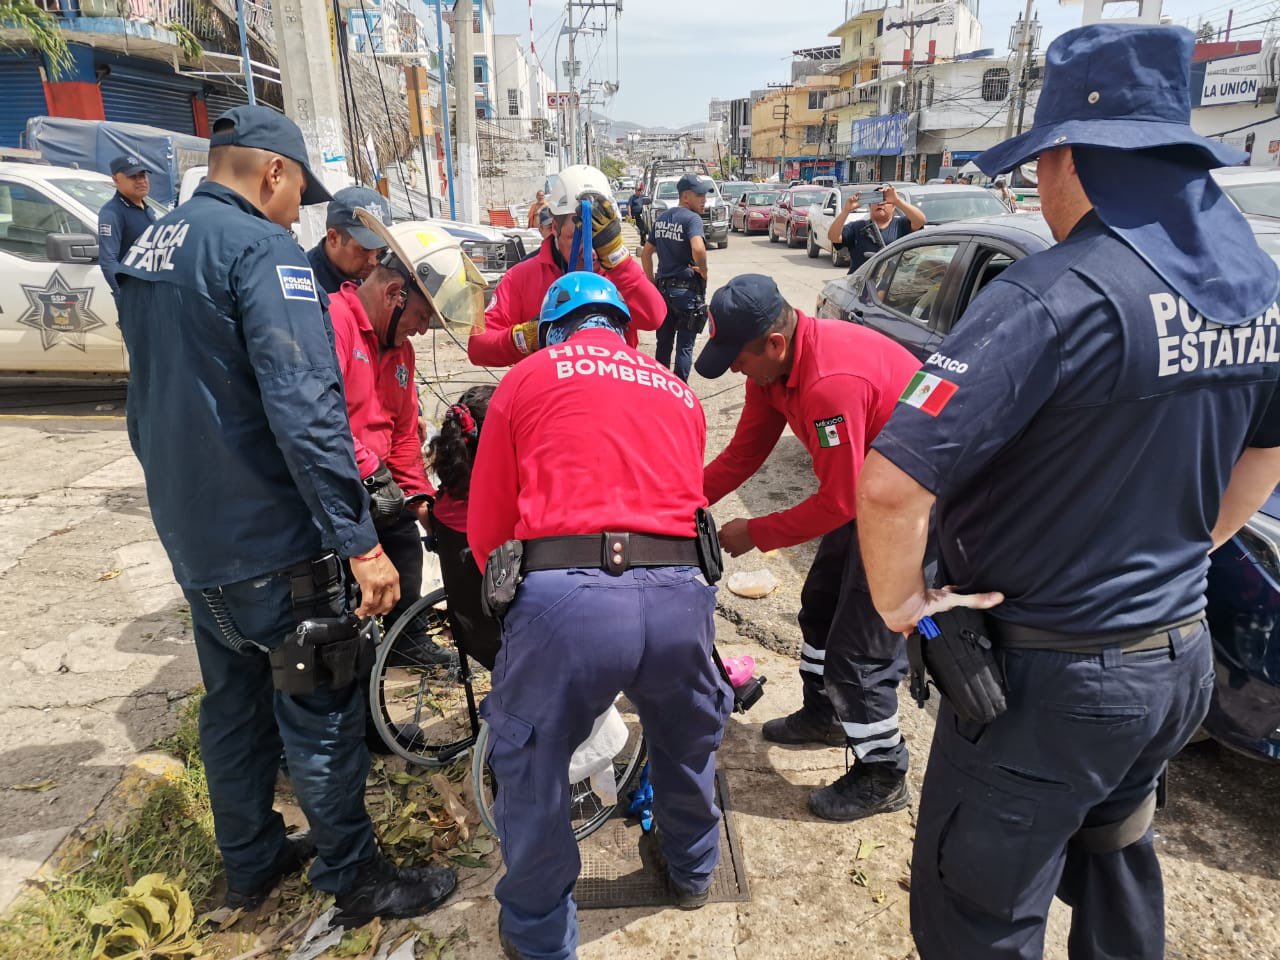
[
  {"left": 748, "top": 75, "right": 840, "bottom": 181},
  {"left": 827, "top": 6, "right": 888, "bottom": 180}
]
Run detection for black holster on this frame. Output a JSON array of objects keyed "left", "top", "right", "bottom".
[
  {"left": 907, "top": 607, "right": 1007, "bottom": 725},
  {"left": 269, "top": 552, "right": 372, "bottom": 695},
  {"left": 659, "top": 276, "right": 708, "bottom": 334},
  {"left": 481, "top": 538, "right": 525, "bottom": 620},
  {"left": 694, "top": 508, "right": 723, "bottom": 585}
]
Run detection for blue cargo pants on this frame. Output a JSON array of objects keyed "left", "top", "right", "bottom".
[
  {"left": 183, "top": 571, "right": 377, "bottom": 894},
  {"left": 910, "top": 621, "right": 1214, "bottom": 960},
  {"left": 482, "top": 566, "right": 732, "bottom": 960}
]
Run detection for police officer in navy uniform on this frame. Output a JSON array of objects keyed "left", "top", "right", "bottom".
[
  {"left": 307, "top": 185, "right": 392, "bottom": 294},
  {"left": 856, "top": 25, "right": 1280, "bottom": 960},
  {"left": 115, "top": 106, "right": 456, "bottom": 926},
  {"left": 97, "top": 154, "right": 157, "bottom": 295},
  {"left": 641, "top": 173, "right": 711, "bottom": 382}
]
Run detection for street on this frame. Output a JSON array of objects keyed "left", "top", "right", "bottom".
[{"left": 1, "top": 229, "right": 1278, "bottom": 958}]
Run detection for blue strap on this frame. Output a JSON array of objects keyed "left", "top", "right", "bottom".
[{"left": 567, "top": 197, "right": 593, "bottom": 273}]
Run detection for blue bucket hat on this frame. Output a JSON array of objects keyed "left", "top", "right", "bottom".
[{"left": 976, "top": 23, "right": 1279, "bottom": 327}]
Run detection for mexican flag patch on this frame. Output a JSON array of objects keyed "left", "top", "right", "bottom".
[
  {"left": 814, "top": 415, "right": 848, "bottom": 448},
  {"left": 900, "top": 370, "right": 958, "bottom": 416}
]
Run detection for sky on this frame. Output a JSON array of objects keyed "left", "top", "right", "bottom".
[{"left": 492, "top": 0, "right": 1224, "bottom": 128}]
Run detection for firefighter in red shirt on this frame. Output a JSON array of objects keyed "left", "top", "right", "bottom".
[
  {"left": 696, "top": 274, "right": 921, "bottom": 823},
  {"left": 468, "top": 165, "right": 665, "bottom": 367},
  {"left": 469, "top": 273, "right": 732, "bottom": 960},
  {"left": 332, "top": 217, "right": 487, "bottom": 665}
]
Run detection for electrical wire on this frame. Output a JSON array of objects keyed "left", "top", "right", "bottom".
[{"left": 357, "top": 0, "right": 416, "bottom": 217}]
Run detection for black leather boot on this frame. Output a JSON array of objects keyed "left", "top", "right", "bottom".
[
  {"left": 334, "top": 853, "right": 457, "bottom": 928},
  {"left": 761, "top": 707, "right": 845, "bottom": 747},
  {"left": 225, "top": 830, "right": 317, "bottom": 910},
  {"left": 808, "top": 764, "right": 910, "bottom": 822}
]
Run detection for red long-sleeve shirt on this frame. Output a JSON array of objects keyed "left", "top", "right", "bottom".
[
  {"left": 329, "top": 285, "right": 431, "bottom": 497},
  {"left": 468, "top": 238, "right": 665, "bottom": 368},
  {"left": 467, "top": 328, "right": 708, "bottom": 570},
  {"left": 703, "top": 311, "right": 920, "bottom": 552}
]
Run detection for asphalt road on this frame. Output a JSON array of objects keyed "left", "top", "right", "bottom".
[{"left": 0, "top": 226, "right": 1277, "bottom": 957}]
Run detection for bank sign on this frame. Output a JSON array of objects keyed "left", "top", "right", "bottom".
[{"left": 1201, "top": 53, "right": 1261, "bottom": 107}]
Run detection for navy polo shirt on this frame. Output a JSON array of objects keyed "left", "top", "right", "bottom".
[
  {"left": 98, "top": 192, "right": 157, "bottom": 293},
  {"left": 307, "top": 241, "right": 349, "bottom": 295},
  {"left": 115, "top": 182, "right": 377, "bottom": 589},
  {"left": 650, "top": 206, "right": 704, "bottom": 281},
  {"left": 837, "top": 211, "right": 914, "bottom": 274},
  {"left": 873, "top": 212, "right": 1280, "bottom": 635}
]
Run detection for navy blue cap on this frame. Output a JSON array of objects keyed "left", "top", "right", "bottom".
[
  {"left": 210, "top": 105, "right": 332, "bottom": 205},
  {"left": 977, "top": 24, "right": 1244, "bottom": 176},
  {"left": 695, "top": 274, "right": 786, "bottom": 379},
  {"left": 677, "top": 174, "right": 713, "bottom": 195},
  {"left": 327, "top": 186, "right": 391, "bottom": 248},
  {"left": 110, "top": 154, "right": 150, "bottom": 176}
]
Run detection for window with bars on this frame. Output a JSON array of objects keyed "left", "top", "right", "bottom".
[
  {"left": 474, "top": 64, "right": 484, "bottom": 84},
  {"left": 982, "top": 68, "right": 1010, "bottom": 102},
  {"left": 507, "top": 89, "right": 519, "bottom": 116},
  {"left": 807, "top": 90, "right": 824, "bottom": 110},
  {"left": 804, "top": 125, "right": 824, "bottom": 144}
]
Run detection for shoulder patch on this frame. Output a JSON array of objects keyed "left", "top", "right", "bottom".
[
  {"left": 99, "top": 223, "right": 113, "bottom": 237},
  {"left": 814, "top": 414, "right": 848, "bottom": 448},
  {"left": 277, "top": 265, "right": 318, "bottom": 302}
]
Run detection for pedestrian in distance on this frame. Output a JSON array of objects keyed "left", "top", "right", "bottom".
[
  {"left": 628, "top": 182, "right": 648, "bottom": 246},
  {"left": 469, "top": 164, "right": 664, "bottom": 367},
  {"left": 423, "top": 385, "right": 503, "bottom": 671},
  {"left": 527, "top": 188, "right": 548, "bottom": 229},
  {"left": 306, "top": 185, "right": 393, "bottom": 294},
  {"left": 827, "top": 183, "right": 925, "bottom": 275},
  {"left": 641, "top": 173, "right": 712, "bottom": 383},
  {"left": 468, "top": 272, "right": 731, "bottom": 960},
  {"left": 326, "top": 217, "right": 487, "bottom": 684},
  {"left": 97, "top": 154, "right": 157, "bottom": 296},
  {"left": 114, "top": 105, "right": 457, "bottom": 927},
  {"left": 696, "top": 274, "right": 922, "bottom": 821},
  {"left": 856, "top": 23, "right": 1280, "bottom": 960}
]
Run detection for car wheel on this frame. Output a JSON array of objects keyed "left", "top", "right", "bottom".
[
  {"left": 769, "top": 224, "right": 778, "bottom": 243},
  {"left": 835, "top": 248, "right": 850, "bottom": 268},
  {"left": 806, "top": 232, "right": 820, "bottom": 258},
  {"left": 718, "top": 238, "right": 728, "bottom": 250},
  {"left": 787, "top": 227, "right": 799, "bottom": 248}
]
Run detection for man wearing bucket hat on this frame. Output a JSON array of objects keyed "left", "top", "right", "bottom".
[
  {"left": 115, "top": 106, "right": 458, "bottom": 926},
  {"left": 855, "top": 24, "right": 1280, "bottom": 959},
  {"left": 307, "top": 186, "right": 393, "bottom": 294},
  {"left": 696, "top": 274, "right": 921, "bottom": 823}
]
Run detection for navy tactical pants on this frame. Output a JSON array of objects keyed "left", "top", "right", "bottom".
[
  {"left": 380, "top": 510, "right": 424, "bottom": 630},
  {"left": 798, "top": 521, "right": 908, "bottom": 775},
  {"left": 654, "top": 312, "right": 697, "bottom": 382},
  {"left": 483, "top": 566, "right": 732, "bottom": 960},
  {"left": 184, "top": 573, "right": 377, "bottom": 894},
  {"left": 911, "top": 622, "right": 1214, "bottom": 960}
]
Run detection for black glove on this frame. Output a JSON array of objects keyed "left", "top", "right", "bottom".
[
  {"left": 908, "top": 607, "right": 1007, "bottom": 725},
  {"left": 363, "top": 462, "right": 405, "bottom": 529}
]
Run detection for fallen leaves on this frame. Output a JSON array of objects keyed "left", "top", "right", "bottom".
[
  {"left": 10, "top": 779, "right": 58, "bottom": 792},
  {"left": 87, "top": 873, "right": 200, "bottom": 960},
  {"left": 96, "top": 569, "right": 122, "bottom": 582}
]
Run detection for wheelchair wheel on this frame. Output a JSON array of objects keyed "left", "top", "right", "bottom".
[
  {"left": 472, "top": 695, "right": 648, "bottom": 843},
  {"left": 369, "top": 586, "right": 489, "bottom": 767}
]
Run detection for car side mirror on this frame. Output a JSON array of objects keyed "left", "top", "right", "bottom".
[
  {"left": 642, "top": 197, "right": 652, "bottom": 205},
  {"left": 47, "top": 232, "right": 99, "bottom": 263}
]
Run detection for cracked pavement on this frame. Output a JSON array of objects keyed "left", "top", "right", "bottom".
[{"left": 1, "top": 230, "right": 1278, "bottom": 956}]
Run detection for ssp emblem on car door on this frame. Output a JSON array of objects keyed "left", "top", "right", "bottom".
[{"left": 18, "top": 272, "right": 106, "bottom": 351}]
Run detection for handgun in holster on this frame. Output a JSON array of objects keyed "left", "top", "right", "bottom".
[{"left": 907, "top": 608, "right": 1007, "bottom": 725}]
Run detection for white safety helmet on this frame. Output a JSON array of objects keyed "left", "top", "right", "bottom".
[
  {"left": 355, "top": 208, "right": 487, "bottom": 339},
  {"left": 543, "top": 164, "right": 613, "bottom": 216}
]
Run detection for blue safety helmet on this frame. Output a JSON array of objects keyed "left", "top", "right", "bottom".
[{"left": 537, "top": 272, "right": 631, "bottom": 347}]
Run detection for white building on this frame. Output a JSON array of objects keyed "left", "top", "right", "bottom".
[
  {"left": 1191, "top": 40, "right": 1280, "bottom": 168},
  {"left": 477, "top": 34, "right": 560, "bottom": 209}
]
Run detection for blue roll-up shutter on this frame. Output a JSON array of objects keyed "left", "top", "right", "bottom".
[
  {"left": 101, "top": 71, "right": 197, "bottom": 135},
  {"left": 0, "top": 59, "right": 50, "bottom": 147},
  {"left": 203, "top": 83, "right": 250, "bottom": 124}
]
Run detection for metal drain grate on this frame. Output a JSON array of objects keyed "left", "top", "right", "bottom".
[{"left": 575, "top": 772, "right": 749, "bottom": 909}]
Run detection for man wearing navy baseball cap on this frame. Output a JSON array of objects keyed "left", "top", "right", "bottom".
[
  {"left": 699, "top": 274, "right": 922, "bottom": 824},
  {"left": 307, "top": 185, "right": 393, "bottom": 294},
  {"left": 856, "top": 23, "right": 1280, "bottom": 959},
  {"left": 97, "top": 153, "right": 156, "bottom": 295},
  {"left": 114, "top": 104, "right": 457, "bottom": 927}
]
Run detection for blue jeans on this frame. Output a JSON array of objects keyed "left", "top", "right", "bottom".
[
  {"left": 184, "top": 572, "right": 377, "bottom": 894},
  {"left": 910, "top": 622, "right": 1214, "bottom": 960},
  {"left": 483, "top": 566, "right": 732, "bottom": 960},
  {"left": 654, "top": 313, "right": 696, "bottom": 382}
]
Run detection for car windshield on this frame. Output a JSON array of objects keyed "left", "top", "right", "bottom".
[
  {"left": 720, "top": 183, "right": 748, "bottom": 200},
  {"left": 1251, "top": 228, "right": 1280, "bottom": 265},
  {"left": 746, "top": 192, "right": 776, "bottom": 205},
  {"left": 916, "top": 192, "right": 1010, "bottom": 223},
  {"left": 792, "top": 190, "right": 825, "bottom": 206},
  {"left": 655, "top": 181, "right": 679, "bottom": 200},
  {"left": 50, "top": 178, "right": 168, "bottom": 215},
  {"left": 1223, "top": 182, "right": 1280, "bottom": 218}
]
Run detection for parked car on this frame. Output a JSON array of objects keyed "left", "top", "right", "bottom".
[
  {"left": 806, "top": 184, "right": 865, "bottom": 266},
  {"left": 647, "top": 175, "right": 731, "bottom": 250},
  {"left": 768, "top": 186, "right": 827, "bottom": 247},
  {"left": 732, "top": 189, "right": 782, "bottom": 235},
  {"left": 1213, "top": 166, "right": 1280, "bottom": 218},
  {"left": 718, "top": 181, "right": 753, "bottom": 207},
  {"left": 816, "top": 211, "right": 1280, "bottom": 762}
]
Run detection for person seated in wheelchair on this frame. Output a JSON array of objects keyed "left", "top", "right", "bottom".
[
  {"left": 467, "top": 272, "right": 733, "bottom": 960},
  {"left": 423, "top": 385, "right": 503, "bottom": 671}
]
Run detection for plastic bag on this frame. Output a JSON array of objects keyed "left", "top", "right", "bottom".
[{"left": 726, "top": 569, "right": 780, "bottom": 598}]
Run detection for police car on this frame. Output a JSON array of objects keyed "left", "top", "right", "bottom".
[
  {"left": 0, "top": 160, "right": 166, "bottom": 377},
  {"left": 818, "top": 212, "right": 1280, "bottom": 762}
]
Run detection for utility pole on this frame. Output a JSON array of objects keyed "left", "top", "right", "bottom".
[
  {"left": 1004, "top": 0, "right": 1036, "bottom": 141},
  {"left": 454, "top": 0, "right": 479, "bottom": 223},
  {"left": 768, "top": 81, "right": 793, "bottom": 182},
  {"left": 886, "top": 0, "right": 940, "bottom": 183},
  {"left": 563, "top": 1, "right": 622, "bottom": 166},
  {"left": 271, "top": 0, "right": 351, "bottom": 245}
]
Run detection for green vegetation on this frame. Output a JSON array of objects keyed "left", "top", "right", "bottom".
[{"left": 0, "top": 0, "right": 73, "bottom": 79}]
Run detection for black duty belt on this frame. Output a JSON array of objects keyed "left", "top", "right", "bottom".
[
  {"left": 523, "top": 532, "right": 701, "bottom": 575},
  {"left": 990, "top": 616, "right": 1206, "bottom": 655}
]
